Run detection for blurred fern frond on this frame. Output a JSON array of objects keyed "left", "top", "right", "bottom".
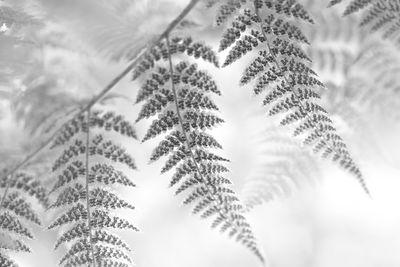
[
  {"left": 330, "top": 0, "right": 400, "bottom": 42},
  {"left": 213, "top": 0, "right": 368, "bottom": 194},
  {"left": 48, "top": 109, "right": 138, "bottom": 267},
  {"left": 345, "top": 39, "right": 400, "bottom": 121},
  {"left": 132, "top": 35, "right": 265, "bottom": 262},
  {"left": 305, "top": 6, "right": 366, "bottom": 86},
  {"left": 328, "top": 0, "right": 372, "bottom": 16},
  {"left": 242, "top": 126, "right": 320, "bottom": 210},
  {"left": 0, "top": 171, "right": 48, "bottom": 267}
]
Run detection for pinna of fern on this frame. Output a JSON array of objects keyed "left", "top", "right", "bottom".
[
  {"left": 328, "top": 0, "right": 373, "bottom": 16},
  {"left": 132, "top": 34, "right": 265, "bottom": 263},
  {"left": 212, "top": 0, "right": 368, "bottom": 194},
  {"left": 0, "top": 171, "right": 48, "bottom": 267},
  {"left": 47, "top": 108, "right": 137, "bottom": 267}
]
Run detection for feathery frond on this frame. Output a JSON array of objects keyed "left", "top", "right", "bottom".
[
  {"left": 305, "top": 8, "right": 366, "bottom": 86},
  {"left": 344, "top": 39, "right": 400, "bottom": 120},
  {"left": 242, "top": 126, "right": 320, "bottom": 210},
  {"left": 330, "top": 0, "right": 400, "bottom": 42},
  {"left": 0, "top": 172, "right": 48, "bottom": 267},
  {"left": 215, "top": 0, "right": 368, "bottom": 194},
  {"left": 48, "top": 108, "right": 137, "bottom": 267},
  {"left": 132, "top": 35, "right": 265, "bottom": 262}
]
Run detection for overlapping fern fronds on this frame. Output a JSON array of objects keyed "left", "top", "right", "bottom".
[
  {"left": 212, "top": 0, "right": 368, "bottom": 194},
  {"left": 132, "top": 35, "right": 265, "bottom": 262},
  {"left": 0, "top": 171, "right": 48, "bottom": 267},
  {"left": 305, "top": 6, "right": 366, "bottom": 86},
  {"left": 242, "top": 126, "right": 320, "bottom": 210},
  {"left": 330, "top": 0, "right": 400, "bottom": 42},
  {"left": 48, "top": 108, "right": 138, "bottom": 267},
  {"left": 346, "top": 39, "right": 400, "bottom": 120}
]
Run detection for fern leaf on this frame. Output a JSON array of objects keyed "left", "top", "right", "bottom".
[
  {"left": 133, "top": 35, "right": 265, "bottom": 262},
  {"left": 0, "top": 212, "right": 33, "bottom": 238},
  {"left": 0, "top": 253, "right": 18, "bottom": 267},
  {"left": 2, "top": 192, "right": 41, "bottom": 225},
  {"left": 242, "top": 126, "right": 320, "bottom": 209},
  {"left": 217, "top": 1, "right": 368, "bottom": 193},
  {"left": 0, "top": 171, "right": 47, "bottom": 267},
  {"left": 48, "top": 109, "right": 137, "bottom": 266}
]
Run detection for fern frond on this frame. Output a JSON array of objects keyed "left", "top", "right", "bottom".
[
  {"left": 133, "top": 35, "right": 265, "bottom": 262},
  {"left": 217, "top": 0, "right": 368, "bottom": 194},
  {"left": 48, "top": 109, "right": 137, "bottom": 266},
  {"left": 0, "top": 172, "right": 47, "bottom": 267},
  {"left": 338, "top": 40, "right": 400, "bottom": 121},
  {"left": 304, "top": 8, "right": 365, "bottom": 86},
  {"left": 242, "top": 126, "right": 320, "bottom": 210},
  {"left": 330, "top": 0, "right": 400, "bottom": 42}
]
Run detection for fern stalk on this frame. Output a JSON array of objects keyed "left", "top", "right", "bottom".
[
  {"left": 84, "top": 109, "right": 97, "bottom": 267},
  {"left": 253, "top": 2, "right": 369, "bottom": 195},
  {"left": 0, "top": 176, "right": 11, "bottom": 211}
]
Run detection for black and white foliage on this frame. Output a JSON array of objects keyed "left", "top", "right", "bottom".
[
  {"left": 242, "top": 126, "right": 320, "bottom": 210},
  {"left": 330, "top": 0, "right": 400, "bottom": 43},
  {"left": 3, "top": 0, "right": 399, "bottom": 265},
  {"left": 132, "top": 36, "right": 265, "bottom": 262},
  {"left": 0, "top": 172, "right": 48, "bottom": 267},
  {"left": 212, "top": 0, "right": 368, "bottom": 194},
  {"left": 48, "top": 109, "right": 137, "bottom": 267},
  {"left": 329, "top": 0, "right": 373, "bottom": 16}
]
